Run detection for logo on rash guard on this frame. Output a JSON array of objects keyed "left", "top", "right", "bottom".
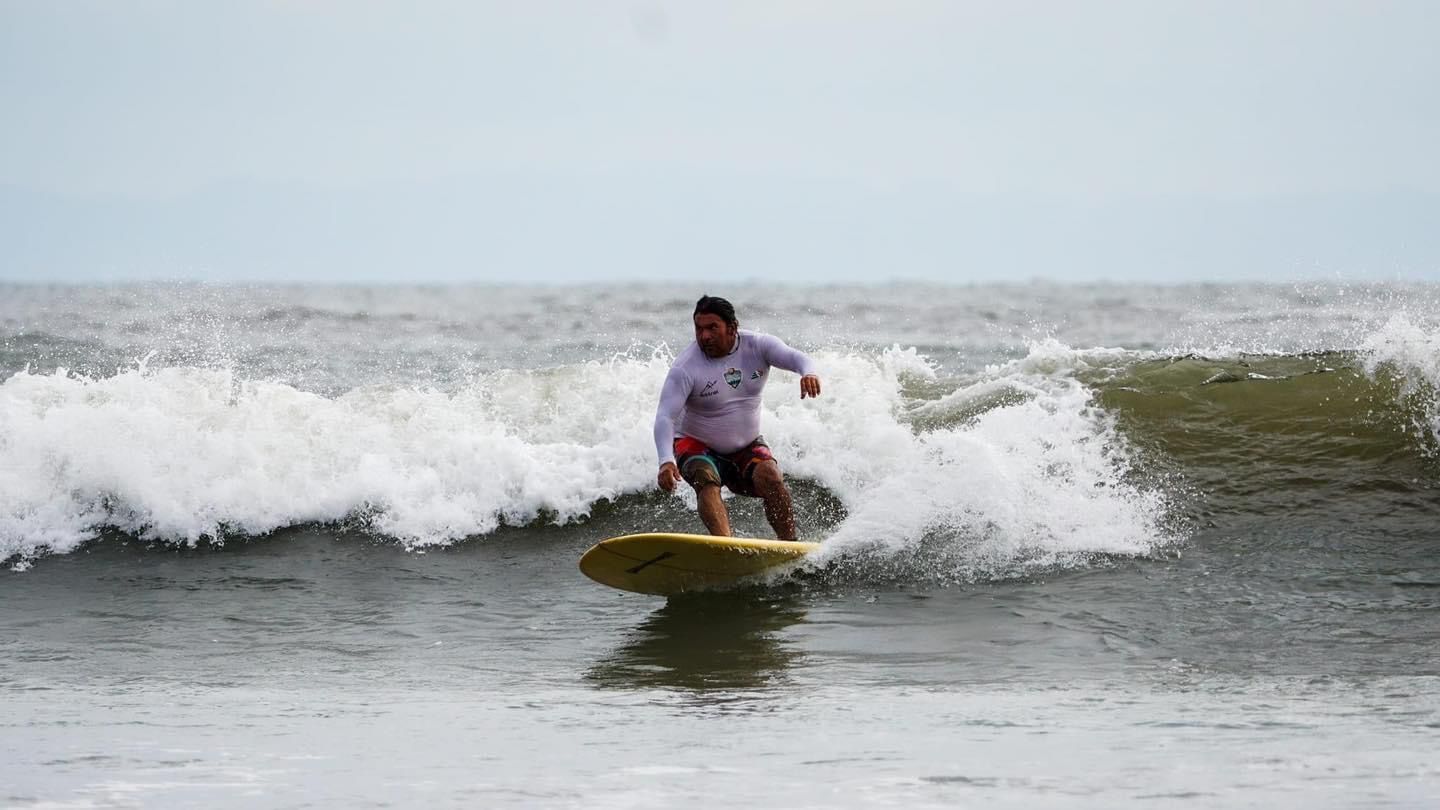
[{"left": 724, "top": 367, "right": 742, "bottom": 388}]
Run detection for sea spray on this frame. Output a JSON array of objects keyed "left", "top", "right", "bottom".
[{"left": 1360, "top": 313, "right": 1440, "bottom": 453}]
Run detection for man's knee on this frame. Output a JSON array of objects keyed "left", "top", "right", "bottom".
[
  {"left": 751, "top": 460, "right": 785, "bottom": 495},
  {"left": 682, "top": 458, "right": 722, "bottom": 490}
]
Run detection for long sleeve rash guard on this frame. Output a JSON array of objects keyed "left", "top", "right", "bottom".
[{"left": 653, "top": 330, "right": 817, "bottom": 467}]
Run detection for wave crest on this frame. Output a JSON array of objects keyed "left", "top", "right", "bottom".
[{"left": 2, "top": 344, "right": 1175, "bottom": 576}]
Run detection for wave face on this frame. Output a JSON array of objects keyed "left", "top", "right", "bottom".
[{"left": 3, "top": 284, "right": 1439, "bottom": 579}]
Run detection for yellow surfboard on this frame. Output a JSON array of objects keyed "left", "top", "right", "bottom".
[{"left": 579, "top": 533, "right": 821, "bottom": 596}]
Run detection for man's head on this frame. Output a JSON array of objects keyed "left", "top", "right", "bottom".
[{"left": 693, "top": 294, "right": 738, "bottom": 358}]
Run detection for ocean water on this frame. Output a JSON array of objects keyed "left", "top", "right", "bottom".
[{"left": 2, "top": 282, "right": 1439, "bottom": 808}]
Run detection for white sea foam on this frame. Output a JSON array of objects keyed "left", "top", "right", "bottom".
[
  {"left": 795, "top": 341, "right": 1170, "bottom": 580},
  {"left": 0, "top": 355, "right": 670, "bottom": 560},
  {"left": 1, "top": 342, "right": 1171, "bottom": 573}
]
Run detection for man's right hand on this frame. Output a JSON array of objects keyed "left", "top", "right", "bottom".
[{"left": 657, "top": 462, "right": 682, "bottom": 492}]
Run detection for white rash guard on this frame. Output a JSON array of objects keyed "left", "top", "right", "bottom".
[{"left": 653, "top": 329, "right": 817, "bottom": 467}]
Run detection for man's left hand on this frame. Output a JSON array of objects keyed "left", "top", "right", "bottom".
[{"left": 801, "top": 374, "right": 821, "bottom": 399}]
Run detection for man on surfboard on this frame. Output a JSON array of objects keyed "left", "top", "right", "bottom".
[{"left": 654, "top": 295, "right": 821, "bottom": 541}]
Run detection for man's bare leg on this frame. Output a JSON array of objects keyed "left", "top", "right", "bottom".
[
  {"left": 696, "top": 484, "right": 732, "bottom": 537},
  {"left": 751, "top": 461, "right": 798, "bottom": 541}
]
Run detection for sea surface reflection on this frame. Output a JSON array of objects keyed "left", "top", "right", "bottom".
[{"left": 586, "top": 592, "right": 808, "bottom": 693}]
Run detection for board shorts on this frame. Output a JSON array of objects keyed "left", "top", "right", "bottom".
[{"left": 673, "top": 435, "right": 775, "bottom": 497}]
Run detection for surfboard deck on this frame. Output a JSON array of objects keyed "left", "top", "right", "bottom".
[{"left": 579, "top": 533, "right": 820, "bottom": 596}]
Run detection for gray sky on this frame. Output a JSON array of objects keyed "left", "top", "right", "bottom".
[{"left": 2, "top": 1, "right": 1437, "bottom": 283}]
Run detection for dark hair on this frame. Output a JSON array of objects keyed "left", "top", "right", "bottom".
[{"left": 693, "top": 295, "right": 738, "bottom": 328}]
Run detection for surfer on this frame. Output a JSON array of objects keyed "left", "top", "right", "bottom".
[{"left": 654, "top": 295, "right": 822, "bottom": 541}]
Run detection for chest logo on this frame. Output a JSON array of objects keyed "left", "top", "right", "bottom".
[{"left": 724, "top": 367, "right": 743, "bottom": 389}]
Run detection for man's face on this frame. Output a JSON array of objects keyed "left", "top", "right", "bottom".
[{"left": 694, "top": 313, "right": 737, "bottom": 358}]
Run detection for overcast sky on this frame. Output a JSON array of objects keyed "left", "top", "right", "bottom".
[{"left": 2, "top": 1, "right": 1437, "bottom": 284}]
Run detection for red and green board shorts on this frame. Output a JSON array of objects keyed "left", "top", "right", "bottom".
[{"left": 673, "top": 435, "right": 775, "bottom": 497}]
